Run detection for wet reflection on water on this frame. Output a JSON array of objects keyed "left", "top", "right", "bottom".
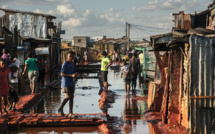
[
  {"left": 17, "top": 63, "right": 149, "bottom": 134},
  {"left": 18, "top": 126, "right": 99, "bottom": 134}
]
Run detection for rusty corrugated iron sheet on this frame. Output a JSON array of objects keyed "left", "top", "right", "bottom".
[
  {"left": 188, "top": 34, "right": 215, "bottom": 133},
  {"left": 184, "top": 14, "right": 192, "bottom": 30},
  {"left": 173, "top": 13, "right": 193, "bottom": 30}
]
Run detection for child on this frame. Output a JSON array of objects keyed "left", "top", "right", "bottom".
[
  {"left": 0, "top": 58, "right": 10, "bottom": 117},
  {"left": 8, "top": 57, "right": 20, "bottom": 110},
  {"left": 121, "top": 60, "right": 132, "bottom": 95}
]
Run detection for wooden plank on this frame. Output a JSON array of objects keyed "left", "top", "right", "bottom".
[
  {"left": 162, "top": 51, "right": 171, "bottom": 124},
  {"left": 154, "top": 51, "right": 166, "bottom": 83}
]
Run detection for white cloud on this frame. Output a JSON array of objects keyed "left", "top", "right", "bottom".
[
  {"left": 132, "top": 7, "right": 136, "bottom": 11},
  {"left": 34, "top": 9, "right": 54, "bottom": 15},
  {"left": 56, "top": 4, "right": 75, "bottom": 17},
  {"left": 100, "top": 8, "right": 121, "bottom": 23},
  {"left": 133, "top": 0, "right": 199, "bottom": 12},
  {"left": 109, "top": 8, "right": 114, "bottom": 12},
  {"left": 83, "top": 9, "right": 91, "bottom": 17},
  {"left": 2, "top": 5, "right": 8, "bottom": 9},
  {"left": 62, "top": 18, "right": 82, "bottom": 27},
  {"left": 34, "top": 9, "right": 43, "bottom": 13}
]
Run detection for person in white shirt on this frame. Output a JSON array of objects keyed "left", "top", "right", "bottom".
[
  {"left": 8, "top": 56, "right": 20, "bottom": 110},
  {"left": 121, "top": 60, "right": 132, "bottom": 95}
]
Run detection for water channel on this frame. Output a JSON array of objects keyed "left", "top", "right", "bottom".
[{"left": 13, "top": 63, "right": 149, "bottom": 134}]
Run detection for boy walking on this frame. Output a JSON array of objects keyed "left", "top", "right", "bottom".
[
  {"left": 22, "top": 53, "right": 39, "bottom": 95},
  {"left": 58, "top": 51, "right": 78, "bottom": 117},
  {"left": 121, "top": 60, "right": 132, "bottom": 95}
]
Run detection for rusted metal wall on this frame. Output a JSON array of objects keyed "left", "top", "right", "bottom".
[
  {"left": 174, "top": 14, "right": 192, "bottom": 30},
  {"left": 188, "top": 34, "right": 215, "bottom": 134}
]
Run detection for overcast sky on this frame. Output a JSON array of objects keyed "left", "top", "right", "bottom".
[{"left": 0, "top": 0, "right": 213, "bottom": 41}]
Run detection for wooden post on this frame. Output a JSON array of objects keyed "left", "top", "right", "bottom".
[
  {"left": 154, "top": 51, "right": 166, "bottom": 83},
  {"left": 162, "top": 51, "right": 171, "bottom": 123}
]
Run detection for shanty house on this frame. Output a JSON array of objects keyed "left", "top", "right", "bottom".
[
  {"left": 147, "top": 3, "right": 215, "bottom": 134},
  {"left": 0, "top": 8, "right": 61, "bottom": 75}
]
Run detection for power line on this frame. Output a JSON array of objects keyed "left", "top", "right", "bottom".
[
  {"left": 130, "top": 23, "right": 172, "bottom": 30},
  {"left": 77, "top": 25, "right": 124, "bottom": 34},
  {"left": 130, "top": 26, "right": 149, "bottom": 40},
  {"left": 131, "top": 25, "right": 154, "bottom": 35}
]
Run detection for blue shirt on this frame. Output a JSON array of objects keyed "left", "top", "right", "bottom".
[{"left": 61, "top": 61, "right": 76, "bottom": 87}]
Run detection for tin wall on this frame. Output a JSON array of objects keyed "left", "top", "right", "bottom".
[
  {"left": 188, "top": 34, "right": 215, "bottom": 133},
  {"left": 9, "top": 13, "right": 47, "bottom": 38}
]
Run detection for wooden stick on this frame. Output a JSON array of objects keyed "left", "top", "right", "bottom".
[{"left": 190, "top": 96, "right": 215, "bottom": 99}]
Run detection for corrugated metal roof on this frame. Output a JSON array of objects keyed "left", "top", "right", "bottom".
[{"left": 0, "top": 8, "right": 56, "bottom": 19}]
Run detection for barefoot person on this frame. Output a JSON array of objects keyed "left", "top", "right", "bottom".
[
  {"left": 121, "top": 60, "right": 132, "bottom": 95},
  {"left": 97, "top": 51, "right": 112, "bottom": 92},
  {"left": 8, "top": 56, "right": 20, "bottom": 111},
  {"left": 129, "top": 52, "right": 141, "bottom": 91},
  {"left": 22, "top": 53, "right": 39, "bottom": 95},
  {"left": 0, "top": 58, "right": 10, "bottom": 117},
  {"left": 58, "top": 51, "right": 78, "bottom": 117}
]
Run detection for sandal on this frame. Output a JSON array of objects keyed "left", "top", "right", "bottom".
[
  {"left": 68, "top": 113, "right": 78, "bottom": 118},
  {"left": 7, "top": 106, "right": 12, "bottom": 110},
  {"left": 12, "top": 106, "right": 16, "bottom": 111}
]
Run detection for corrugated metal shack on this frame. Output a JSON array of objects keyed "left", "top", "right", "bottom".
[
  {"left": 0, "top": 8, "right": 62, "bottom": 73},
  {"left": 147, "top": 3, "right": 215, "bottom": 134}
]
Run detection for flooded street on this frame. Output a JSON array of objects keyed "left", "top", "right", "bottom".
[{"left": 16, "top": 64, "right": 149, "bottom": 134}]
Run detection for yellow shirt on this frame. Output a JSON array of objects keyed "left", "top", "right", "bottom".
[
  {"left": 139, "top": 53, "right": 144, "bottom": 64},
  {"left": 101, "top": 57, "right": 110, "bottom": 71}
]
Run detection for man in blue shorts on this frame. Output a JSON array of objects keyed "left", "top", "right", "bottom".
[{"left": 58, "top": 51, "right": 78, "bottom": 117}]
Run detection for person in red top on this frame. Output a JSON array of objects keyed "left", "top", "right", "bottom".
[{"left": 0, "top": 58, "right": 10, "bottom": 117}]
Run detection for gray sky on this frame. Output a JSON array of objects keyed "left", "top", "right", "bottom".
[{"left": 0, "top": 0, "right": 212, "bottom": 41}]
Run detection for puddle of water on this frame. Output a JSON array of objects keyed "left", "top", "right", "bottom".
[
  {"left": 15, "top": 64, "right": 149, "bottom": 134},
  {"left": 18, "top": 126, "right": 99, "bottom": 134}
]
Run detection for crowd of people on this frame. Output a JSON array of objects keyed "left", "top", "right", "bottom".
[
  {"left": 0, "top": 49, "right": 45, "bottom": 117},
  {"left": 0, "top": 48, "right": 143, "bottom": 117},
  {"left": 0, "top": 49, "right": 21, "bottom": 117},
  {"left": 96, "top": 50, "right": 142, "bottom": 96}
]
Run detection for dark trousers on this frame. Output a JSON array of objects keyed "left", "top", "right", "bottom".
[{"left": 132, "top": 73, "right": 137, "bottom": 89}]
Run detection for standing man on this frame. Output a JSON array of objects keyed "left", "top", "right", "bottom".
[
  {"left": 97, "top": 51, "right": 112, "bottom": 92},
  {"left": 129, "top": 53, "right": 141, "bottom": 91},
  {"left": 22, "top": 53, "right": 39, "bottom": 95},
  {"left": 58, "top": 51, "right": 78, "bottom": 117}
]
